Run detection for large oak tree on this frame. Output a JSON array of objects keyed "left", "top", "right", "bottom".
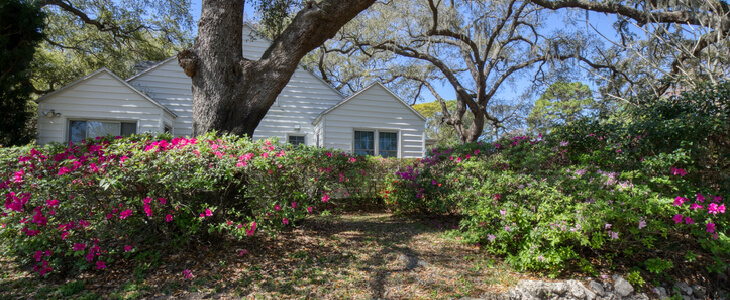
[{"left": 178, "top": 0, "right": 377, "bottom": 136}]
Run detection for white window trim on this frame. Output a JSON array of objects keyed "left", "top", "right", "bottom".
[
  {"left": 352, "top": 129, "right": 401, "bottom": 158},
  {"left": 66, "top": 119, "right": 139, "bottom": 143}
]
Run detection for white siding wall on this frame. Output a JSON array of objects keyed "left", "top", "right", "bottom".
[
  {"left": 128, "top": 58, "right": 193, "bottom": 137},
  {"left": 322, "top": 84, "right": 425, "bottom": 158},
  {"left": 252, "top": 68, "right": 343, "bottom": 145},
  {"left": 37, "top": 72, "right": 167, "bottom": 144}
]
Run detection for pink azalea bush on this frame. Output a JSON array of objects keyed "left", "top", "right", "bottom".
[{"left": 0, "top": 133, "right": 407, "bottom": 276}]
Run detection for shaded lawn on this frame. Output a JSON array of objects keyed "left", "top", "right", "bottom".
[{"left": 0, "top": 212, "right": 527, "bottom": 299}]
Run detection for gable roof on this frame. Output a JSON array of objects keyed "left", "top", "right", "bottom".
[
  {"left": 125, "top": 56, "right": 178, "bottom": 82},
  {"left": 36, "top": 68, "right": 178, "bottom": 117},
  {"left": 313, "top": 82, "right": 427, "bottom": 125}
]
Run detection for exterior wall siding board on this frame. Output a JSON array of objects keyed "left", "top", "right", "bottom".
[
  {"left": 321, "top": 84, "right": 425, "bottom": 158},
  {"left": 37, "top": 72, "right": 166, "bottom": 144}
]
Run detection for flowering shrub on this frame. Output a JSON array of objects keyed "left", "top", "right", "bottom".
[
  {"left": 384, "top": 105, "right": 728, "bottom": 275},
  {"left": 0, "top": 133, "right": 402, "bottom": 276}
]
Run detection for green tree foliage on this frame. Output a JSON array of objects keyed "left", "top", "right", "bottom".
[
  {"left": 527, "top": 82, "right": 595, "bottom": 134},
  {"left": 413, "top": 100, "right": 462, "bottom": 146},
  {"left": 0, "top": 0, "right": 45, "bottom": 146},
  {"left": 31, "top": 0, "right": 193, "bottom": 94}
]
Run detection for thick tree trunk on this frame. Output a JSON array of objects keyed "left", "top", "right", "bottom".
[{"left": 179, "top": 0, "right": 376, "bottom": 137}]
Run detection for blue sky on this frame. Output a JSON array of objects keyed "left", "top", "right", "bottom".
[{"left": 187, "top": 1, "right": 622, "bottom": 105}]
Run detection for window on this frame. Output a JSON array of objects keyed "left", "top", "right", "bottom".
[
  {"left": 69, "top": 121, "right": 137, "bottom": 143},
  {"left": 354, "top": 130, "right": 398, "bottom": 157},
  {"left": 354, "top": 131, "right": 375, "bottom": 155},
  {"left": 288, "top": 135, "right": 305, "bottom": 146}
]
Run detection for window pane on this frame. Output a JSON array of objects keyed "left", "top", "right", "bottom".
[
  {"left": 69, "top": 121, "right": 87, "bottom": 144},
  {"left": 379, "top": 132, "right": 398, "bottom": 158},
  {"left": 121, "top": 122, "right": 137, "bottom": 136},
  {"left": 289, "top": 135, "right": 305, "bottom": 146},
  {"left": 354, "top": 131, "right": 374, "bottom": 155},
  {"left": 87, "top": 121, "right": 120, "bottom": 139}
]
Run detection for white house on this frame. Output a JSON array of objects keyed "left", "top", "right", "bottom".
[{"left": 35, "top": 25, "right": 427, "bottom": 158}]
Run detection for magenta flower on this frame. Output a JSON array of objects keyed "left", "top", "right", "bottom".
[
  {"left": 690, "top": 203, "right": 704, "bottom": 211},
  {"left": 706, "top": 222, "right": 716, "bottom": 233},
  {"left": 322, "top": 194, "right": 330, "bottom": 203},
  {"left": 165, "top": 214, "right": 173, "bottom": 222},
  {"left": 143, "top": 197, "right": 152, "bottom": 204},
  {"left": 697, "top": 193, "right": 706, "bottom": 203},
  {"left": 33, "top": 251, "right": 43, "bottom": 262},
  {"left": 708, "top": 203, "right": 725, "bottom": 214},
  {"left": 684, "top": 217, "right": 694, "bottom": 224},
  {"left": 672, "top": 214, "right": 683, "bottom": 224},
  {"left": 205, "top": 208, "right": 213, "bottom": 217},
  {"left": 119, "top": 209, "right": 132, "bottom": 219},
  {"left": 283, "top": 218, "right": 289, "bottom": 225},
  {"left": 96, "top": 261, "right": 106, "bottom": 270},
  {"left": 307, "top": 207, "right": 313, "bottom": 213},
  {"left": 46, "top": 199, "right": 60, "bottom": 208},
  {"left": 183, "top": 269, "right": 192, "bottom": 279},
  {"left": 673, "top": 196, "right": 686, "bottom": 206},
  {"left": 274, "top": 204, "right": 281, "bottom": 211},
  {"left": 291, "top": 202, "right": 297, "bottom": 209},
  {"left": 124, "top": 245, "right": 132, "bottom": 252},
  {"left": 238, "top": 249, "right": 247, "bottom": 256}
]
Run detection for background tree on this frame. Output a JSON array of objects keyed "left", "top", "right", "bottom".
[
  {"left": 306, "top": 0, "right": 587, "bottom": 143},
  {"left": 532, "top": 0, "right": 730, "bottom": 102},
  {"left": 527, "top": 81, "right": 595, "bottom": 134},
  {"left": 29, "top": 0, "right": 194, "bottom": 94},
  {"left": 0, "top": 0, "right": 45, "bottom": 146}
]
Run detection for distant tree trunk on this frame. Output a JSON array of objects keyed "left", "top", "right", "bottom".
[{"left": 179, "top": 0, "right": 376, "bottom": 137}]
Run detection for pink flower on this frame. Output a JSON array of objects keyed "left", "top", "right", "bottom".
[
  {"left": 322, "top": 194, "right": 330, "bottom": 203},
  {"left": 291, "top": 202, "right": 297, "bottom": 209},
  {"left": 124, "top": 245, "right": 132, "bottom": 252},
  {"left": 13, "top": 170, "right": 23, "bottom": 183},
  {"left": 697, "top": 193, "right": 706, "bottom": 203},
  {"left": 143, "top": 197, "right": 152, "bottom": 204},
  {"left": 684, "top": 217, "right": 694, "bottom": 224},
  {"left": 183, "top": 269, "right": 192, "bottom": 279},
  {"left": 494, "top": 194, "right": 502, "bottom": 201},
  {"left": 638, "top": 220, "right": 647, "bottom": 229},
  {"left": 246, "top": 222, "right": 257, "bottom": 236},
  {"left": 46, "top": 199, "right": 59, "bottom": 208},
  {"left": 283, "top": 218, "right": 289, "bottom": 225},
  {"left": 166, "top": 214, "right": 173, "bottom": 222},
  {"left": 708, "top": 203, "right": 725, "bottom": 214},
  {"left": 96, "top": 261, "right": 106, "bottom": 270},
  {"left": 673, "top": 196, "right": 686, "bottom": 206},
  {"left": 120, "top": 209, "right": 132, "bottom": 219},
  {"left": 158, "top": 197, "right": 166, "bottom": 204},
  {"left": 706, "top": 222, "right": 716, "bottom": 233},
  {"left": 474, "top": 149, "right": 480, "bottom": 155},
  {"left": 307, "top": 207, "right": 313, "bottom": 213},
  {"left": 605, "top": 223, "right": 612, "bottom": 229},
  {"left": 609, "top": 231, "right": 619, "bottom": 240},
  {"left": 274, "top": 205, "right": 281, "bottom": 211},
  {"left": 205, "top": 208, "right": 213, "bottom": 217},
  {"left": 690, "top": 203, "right": 704, "bottom": 211},
  {"left": 238, "top": 249, "right": 247, "bottom": 256},
  {"left": 672, "top": 214, "right": 683, "bottom": 224},
  {"left": 487, "top": 234, "right": 496, "bottom": 242}
]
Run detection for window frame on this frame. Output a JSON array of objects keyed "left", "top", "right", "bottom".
[
  {"left": 67, "top": 119, "right": 138, "bottom": 143},
  {"left": 352, "top": 129, "right": 400, "bottom": 158}
]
